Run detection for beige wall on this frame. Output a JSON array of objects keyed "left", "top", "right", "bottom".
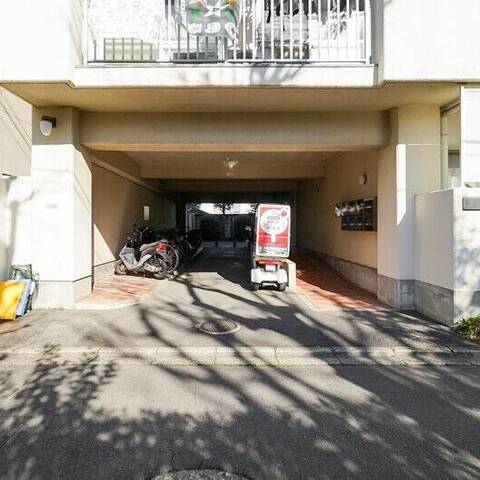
[
  {"left": 415, "top": 189, "right": 455, "bottom": 291},
  {"left": 0, "top": 180, "right": 12, "bottom": 279},
  {"left": 381, "top": 0, "right": 480, "bottom": 82},
  {"left": 92, "top": 160, "right": 176, "bottom": 268},
  {"left": 415, "top": 188, "right": 480, "bottom": 322},
  {"left": 80, "top": 111, "right": 390, "bottom": 153},
  {"left": 296, "top": 151, "right": 379, "bottom": 269},
  {"left": 0, "top": 107, "right": 93, "bottom": 307},
  {"left": 377, "top": 107, "right": 442, "bottom": 282},
  {"left": 0, "top": 88, "right": 31, "bottom": 177},
  {"left": 0, "top": 88, "right": 32, "bottom": 279}
]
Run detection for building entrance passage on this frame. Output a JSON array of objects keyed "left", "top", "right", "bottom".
[
  {"left": 183, "top": 243, "right": 382, "bottom": 309},
  {"left": 123, "top": 240, "right": 401, "bottom": 350}
]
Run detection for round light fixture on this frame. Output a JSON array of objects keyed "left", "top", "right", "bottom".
[
  {"left": 39, "top": 116, "right": 57, "bottom": 137},
  {"left": 358, "top": 173, "right": 368, "bottom": 186}
]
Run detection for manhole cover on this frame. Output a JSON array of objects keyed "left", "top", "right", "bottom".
[{"left": 199, "top": 319, "right": 240, "bottom": 335}]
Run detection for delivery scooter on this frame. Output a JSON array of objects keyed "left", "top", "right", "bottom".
[{"left": 250, "top": 204, "right": 291, "bottom": 291}]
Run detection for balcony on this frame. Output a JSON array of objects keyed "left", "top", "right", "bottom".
[{"left": 86, "top": 0, "right": 371, "bottom": 64}]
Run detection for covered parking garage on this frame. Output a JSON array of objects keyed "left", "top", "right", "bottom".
[
  {"left": 86, "top": 109, "right": 386, "bottom": 304},
  {"left": 4, "top": 82, "right": 476, "bottom": 324},
  {"left": 88, "top": 153, "right": 381, "bottom": 312},
  {"left": 81, "top": 107, "right": 390, "bottom": 286}
]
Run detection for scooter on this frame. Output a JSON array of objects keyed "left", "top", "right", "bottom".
[
  {"left": 250, "top": 204, "right": 291, "bottom": 292},
  {"left": 115, "top": 235, "right": 167, "bottom": 280}
]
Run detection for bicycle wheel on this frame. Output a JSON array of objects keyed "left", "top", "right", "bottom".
[{"left": 161, "top": 244, "right": 180, "bottom": 273}]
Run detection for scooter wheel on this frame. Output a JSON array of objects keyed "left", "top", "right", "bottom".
[
  {"left": 149, "top": 256, "right": 167, "bottom": 280},
  {"left": 278, "top": 283, "right": 287, "bottom": 292},
  {"left": 114, "top": 260, "right": 127, "bottom": 275},
  {"left": 251, "top": 282, "right": 260, "bottom": 291}
]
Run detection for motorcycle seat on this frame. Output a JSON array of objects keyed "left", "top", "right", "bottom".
[{"left": 140, "top": 241, "right": 158, "bottom": 252}]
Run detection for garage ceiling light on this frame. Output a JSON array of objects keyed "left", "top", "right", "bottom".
[{"left": 224, "top": 156, "right": 238, "bottom": 170}]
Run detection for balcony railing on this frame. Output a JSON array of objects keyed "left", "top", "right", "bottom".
[{"left": 86, "top": 0, "right": 370, "bottom": 64}]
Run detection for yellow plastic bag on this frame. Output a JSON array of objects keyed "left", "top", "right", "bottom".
[{"left": 0, "top": 282, "right": 26, "bottom": 321}]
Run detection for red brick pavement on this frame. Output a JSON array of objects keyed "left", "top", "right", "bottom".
[
  {"left": 76, "top": 275, "right": 158, "bottom": 307},
  {"left": 293, "top": 250, "right": 385, "bottom": 310}
]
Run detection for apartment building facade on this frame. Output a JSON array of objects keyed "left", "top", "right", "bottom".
[{"left": 0, "top": 0, "right": 479, "bottom": 325}]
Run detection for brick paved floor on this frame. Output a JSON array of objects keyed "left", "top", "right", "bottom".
[
  {"left": 76, "top": 247, "right": 384, "bottom": 311},
  {"left": 293, "top": 250, "right": 385, "bottom": 310},
  {"left": 76, "top": 275, "right": 159, "bottom": 308}
]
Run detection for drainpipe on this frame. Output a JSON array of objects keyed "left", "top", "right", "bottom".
[{"left": 440, "top": 114, "right": 449, "bottom": 189}]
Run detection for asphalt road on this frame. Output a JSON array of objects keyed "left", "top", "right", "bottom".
[
  {"left": 1, "top": 247, "right": 479, "bottom": 479},
  {"left": 0, "top": 360, "right": 479, "bottom": 479}
]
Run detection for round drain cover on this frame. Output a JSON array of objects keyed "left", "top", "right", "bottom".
[{"left": 199, "top": 319, "right": 240, "bottom": 335}]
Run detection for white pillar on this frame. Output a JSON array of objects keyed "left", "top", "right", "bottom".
[
  {"left": 8, "top": 107, "right": 92, "bottom": 307},
  {"left": 461, "top": 86, "right": 480, "bottom": 186},
  {"left": 377, "top": 106, "right": 442, "bottom": 308},
  {"left": 456, "top": 87, "right": 480, "bottom": 319}
]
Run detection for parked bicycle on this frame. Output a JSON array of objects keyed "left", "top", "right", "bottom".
[
  {"left": 155, "top": 238, "right": 180, "bottom": 274},
  {"left": 157, "top": 226, "right": 202, "bottom": 273}
]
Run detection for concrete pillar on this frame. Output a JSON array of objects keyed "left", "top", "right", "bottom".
[
  {"left": 377, "top": 106, "right": 442, "bottom": 309},
  {"left": 461, "top": 86, "right": 480, "bottom": 186},
  {"left": 8, "top": 107, "right": 92, "bottom": 307}
]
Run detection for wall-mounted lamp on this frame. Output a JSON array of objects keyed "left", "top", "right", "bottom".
[
  {"left": 358, "top": 173, "right": 368, "bottom": 186},
  {"left": 39, "top": 116, "right": 57, "bottom": 137}
]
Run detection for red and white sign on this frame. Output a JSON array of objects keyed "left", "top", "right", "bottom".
[{"left": 255, "top": 204, "right": 291, "bottom": 258}]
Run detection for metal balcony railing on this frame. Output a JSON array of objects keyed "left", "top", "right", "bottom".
[{"left": 86, "top": 0, "right": 370, "bottom": 64}]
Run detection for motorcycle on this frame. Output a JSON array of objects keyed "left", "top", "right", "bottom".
[{"left": 115, "top": 226, "right": 167, "bottom": 280}]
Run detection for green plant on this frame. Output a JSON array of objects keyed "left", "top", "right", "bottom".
[{"left": 455, "top": 316, "right": 480, "bottom": 343}]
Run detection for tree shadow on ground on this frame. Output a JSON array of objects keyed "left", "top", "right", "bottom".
[
  {"left": 2, "top": 248, "right": 480, "bottom": 479},
  {"left": 0, "top": 345, "right": 479, "bottom": 479}
]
